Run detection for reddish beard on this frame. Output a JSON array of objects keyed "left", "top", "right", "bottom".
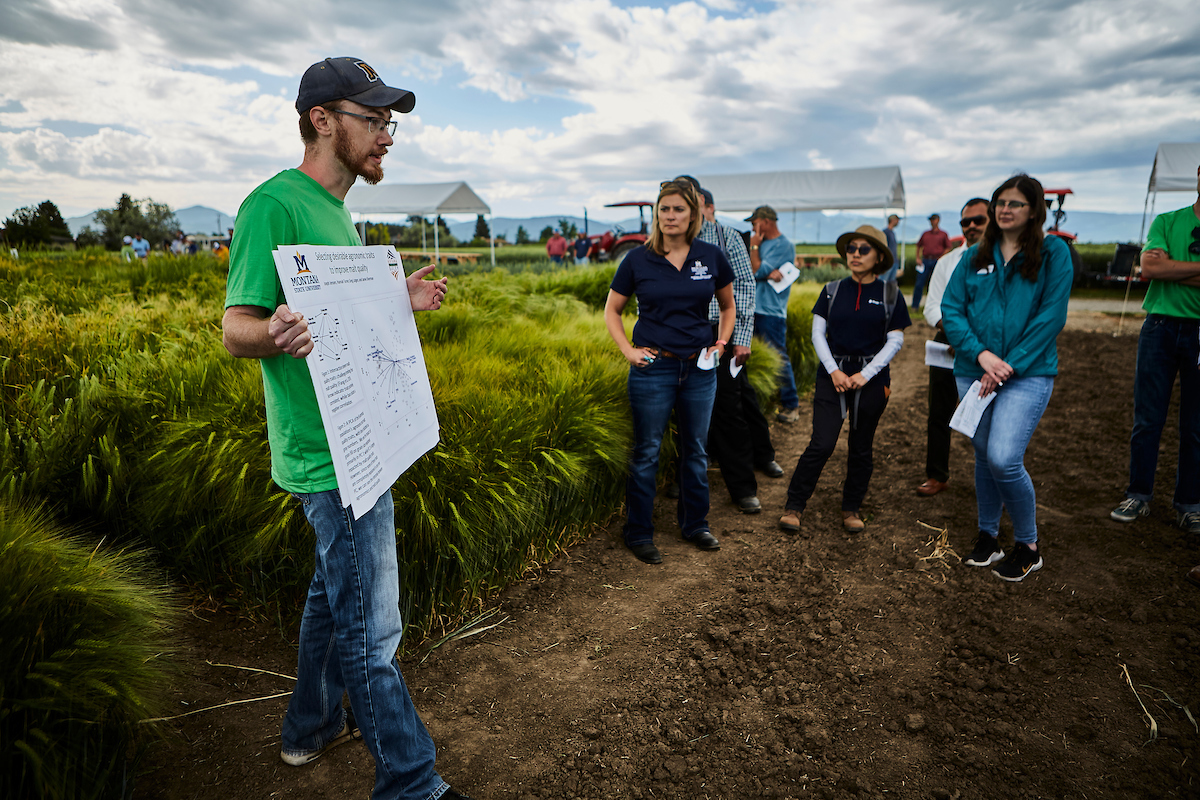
[{"left": 333, "top": 119, "right": 385, "bottom": 185}]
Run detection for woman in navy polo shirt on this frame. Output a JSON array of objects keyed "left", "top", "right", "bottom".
[
  {"left": 779, "top": 224, "right": 909, "bottom": 536},
  {"left": 604, "top": 179, "right": 736, "bottom": 564}
]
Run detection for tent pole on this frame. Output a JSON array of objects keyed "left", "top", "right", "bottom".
[
  {"left": 899, "top": 212, "right": 907, "bottom": 275},
  {"left": 1138, "top": 188, "right": 1153, "bottom": 243},
  {"left": 421, "top": 217, "right": 426, "bottom": 252},
  {"left": 489, "top": 213, "right": 496, "bottom": 268}
]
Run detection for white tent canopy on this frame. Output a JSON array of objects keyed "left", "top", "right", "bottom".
[
  {"left": 696, "top": 166, "right": 905, "bottom": 213},
  {"left": 1141, "top": 143, "right": 1200, "bottom": 241},
  {"left": 344, "top": 181, "right": 494, "bottom": 266}
]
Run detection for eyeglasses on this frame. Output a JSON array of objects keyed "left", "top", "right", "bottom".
[
  {"left": 331, "top": 109, "right": 396, "bottom": 136},
  {"left": 844, "top": 244, "right": 875, "bottom": 256},
  {"left": 1190, "top": 226, "right": 1200, "bottom": 256},
  {"left": 960, "top": 215, "right": 987, "bottom": 227},
  {"left": 993, "top": 199, "right": 1028, "bottom": 210}
]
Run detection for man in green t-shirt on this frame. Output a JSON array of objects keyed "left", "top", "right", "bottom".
[
  {"left": 1110, "top": 163, "right": 1200, "bottom": 549},
  {"left": 222, "top": 57, "right": 469, "bottom": 800}
]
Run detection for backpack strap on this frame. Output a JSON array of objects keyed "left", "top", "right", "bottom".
[
  {"left": 883, "top": 279, "right": 898, "bottom": 334},
  {"left": 824, "top": 278, "right": 841, "bottom": 310}
]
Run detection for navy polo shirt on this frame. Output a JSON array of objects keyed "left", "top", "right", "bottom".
[
  {"left": 813, "top": 277, "right": 911, "bottom": 359},
  {"left": 611, "top": 240, "right": 734, "bottom": 354}
]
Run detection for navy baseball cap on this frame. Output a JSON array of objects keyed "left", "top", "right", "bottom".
[{"left": 296, "top": 57, "right": 416, "bottom": 115}]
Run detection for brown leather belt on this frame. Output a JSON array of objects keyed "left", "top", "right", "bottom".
[{"left": 638, "top": 346, "right": 699, "bottom": 361}]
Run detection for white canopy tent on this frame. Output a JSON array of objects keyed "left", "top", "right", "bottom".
[
  {"left": 344, "top": 181, "right": 494, "bottom": 267},
  {"left": 1142, "top": 143, "right": 1200, "bottom": 241},
  {"left": 697, "top": 165, "right": 906, "bottom": 258}
]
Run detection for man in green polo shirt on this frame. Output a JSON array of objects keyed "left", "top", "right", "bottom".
[
  {"left": 1110, "top": 163, "right": 1200, "bottom": 550},
  {"left": 222, "top": 57, "right": 469, "bottom": 800}
]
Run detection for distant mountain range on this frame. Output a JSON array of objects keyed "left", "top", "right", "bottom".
[{"left": 65, "top": 203, "right": 1151, "bottom": 245}]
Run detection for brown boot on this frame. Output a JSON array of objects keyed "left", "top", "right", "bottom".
[{"left": 842, "top": 511, "right": 865, "bottom": 533}]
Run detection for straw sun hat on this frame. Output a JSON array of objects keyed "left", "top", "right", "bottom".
[{"left": 835, "top": 224, "right": 894, "bottom": 272}]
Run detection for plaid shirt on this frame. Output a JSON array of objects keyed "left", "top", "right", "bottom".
[{"left": 701, "top": 219, "right": 755, "bottom": 348}]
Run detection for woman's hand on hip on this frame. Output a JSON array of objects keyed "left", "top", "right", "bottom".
[
  {"left": 977, "top": 350, "right": 1013, "bottom": 385},
  {"left": 627, "top": 346, "right": 658, "bottom": 368},
  {"left": 830, "top": 369, "right": 854, "bottom": 393}
]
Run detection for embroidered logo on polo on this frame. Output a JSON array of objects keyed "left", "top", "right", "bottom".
[
  {"left": 355, "top": 62, "right": 380, "bottom": 82},
  {"left": 867, "top": 298, "right": 883, "bottom": 306},
  {"left": 689, "top": 260, "right": 712, "bottom": 281}
]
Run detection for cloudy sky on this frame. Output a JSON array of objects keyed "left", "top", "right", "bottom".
[{"left": 2, "top": 0, "right": 1198, "bottom": 225}]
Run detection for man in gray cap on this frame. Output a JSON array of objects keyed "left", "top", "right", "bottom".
[{"left": 222, "top": 57, "right": 469, "bottom": 800}]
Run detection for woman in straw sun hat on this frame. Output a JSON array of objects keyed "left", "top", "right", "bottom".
[{"left": 778, "top": 224, "right": 909, "bottom": 536}]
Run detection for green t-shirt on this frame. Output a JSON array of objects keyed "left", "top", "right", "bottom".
[
  {"left": 225, "top": 169, "right": 361, "bottom": 492},
  {"left": 1142, "top": 204, "right": 1200, "bottom": 319}
]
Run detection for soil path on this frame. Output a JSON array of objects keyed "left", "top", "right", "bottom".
[{"left": 142, "top": 318, "right": 1200, "bottom": 800}]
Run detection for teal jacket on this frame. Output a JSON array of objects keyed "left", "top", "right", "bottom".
[{"left": 941, "top": 235, "right": 1072, "bottom": 379}]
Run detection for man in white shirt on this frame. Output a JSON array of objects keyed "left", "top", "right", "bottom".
[{"left": 915, "top": 197, "right": 989, "bottom": 496}]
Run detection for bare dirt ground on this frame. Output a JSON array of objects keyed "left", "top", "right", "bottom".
[{"left": 140, "top": 317, "right": 1200, "bottom": 800}]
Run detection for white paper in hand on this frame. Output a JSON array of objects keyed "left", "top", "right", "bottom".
[
  {"left": 949, "top": 380, "right": 997, "bottom": 438},
  {"left": 769, "top": 261, "right": 801, "bottom": 293},
  {"left": 697, "top": 347, "right": 717, "bottom": 370},
  {"left": 729, "top": 357, "right": 744, "bottom": 378},
  {"left": 924, "top": 340, "right": 955, "bottom": 370}
]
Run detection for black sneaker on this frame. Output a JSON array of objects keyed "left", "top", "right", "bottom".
[
  {"left": 992, "top": 542, "right": 1043, "bottom": 582},
  {"left": 963, "top": 531, "right": 1004, "bottom": 567}
]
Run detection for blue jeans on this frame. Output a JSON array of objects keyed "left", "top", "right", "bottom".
[
  {"left": 625, "top": 357, "right": 717, "bottom": 545},
  {"left": 956, "top": 375, "right": 1054, "bottom": 544},
  {"left": 754, "top": 313, "right": 800, "bottom": 410},
  {"left": 285, "top": 489, "right": 447, "bottom": 800},
  {"left": 1126, "top": 315, "right": 1200, "bottom": 512},
  {"left": 912, "top": 258, "right": 937, "bottom": 307}
]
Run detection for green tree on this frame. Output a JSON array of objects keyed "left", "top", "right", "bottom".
[
  {"left": 2, "top": 200, "right": 71, "bottom": 246},
  {"left": 515, "top": 225, "right": 530, "bottom": 245},
  {"left": 92, "top": 194, "right": 179, "bottom": 251},
  {"left": 538, "top": 226, "right": 554, "bottom": 243},
  {"left": 557, "top": 218, "right": 578, "bottom": 239},
  {"left": 473, "top": 214, "right": 490, "bottom": 243},
  {"left": 366, "top": 222, "right": 391, "bottom": 245}
]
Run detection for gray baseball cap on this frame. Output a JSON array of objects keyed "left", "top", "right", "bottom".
[{"left": 296, "top": 57, "right": 416, "bottom": 115}]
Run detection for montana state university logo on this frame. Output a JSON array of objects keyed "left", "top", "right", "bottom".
[
  {"left": 293, "top": 252, "right": 312, "bottom": 273},
  {"left": 290, "top": 251, "right": 320, "bottom": 292},
  {"left": 355, "top": 62, "right": 380, "bottom": 82}
]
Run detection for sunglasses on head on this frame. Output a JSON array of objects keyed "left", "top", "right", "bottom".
[
  {"left": 844, "top": 244, "right": 874, "bottom": 256},
  {"left": 960, "top": 215, "right": 987, "bottom": 227}
]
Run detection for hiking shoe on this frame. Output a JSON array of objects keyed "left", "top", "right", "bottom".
[
  {"left": 778, "top": 511, "right": 801, "bottom": 534},
  {"left": 281, "top": 714, "right": 359, "bottom": 766},
  {"left": 776, "top": 407, "right": 800, "bottom": 424},
  {"left": 1177, "top": 511, "right": 1200, "bottom": 535},
  {"left": 963, "top": 531, "right": 1004, "bottom": 567},
  {"left": 1110, "top": 498, "right": 1149, "bottom": 523},
  {"left": 991, "top": 542, "right": 1043, "bottom": 582},
  {"left": 842, "top": 511, "right": 865, "bottom": 533}
]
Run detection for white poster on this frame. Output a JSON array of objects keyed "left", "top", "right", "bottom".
[{"left": 273, "top": 245, "right": 439, "bottom": 518}]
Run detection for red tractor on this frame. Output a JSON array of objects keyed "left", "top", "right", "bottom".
[{"left": 584, "top": 201, "right": 651, "bottom": 263}]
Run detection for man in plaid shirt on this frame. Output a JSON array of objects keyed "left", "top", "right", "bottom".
[{"left": 691, "top": 182, "right": 783, "bottom": 512}]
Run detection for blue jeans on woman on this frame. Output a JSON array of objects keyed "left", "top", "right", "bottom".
[
  {"left": 955, "top": 375, "right": 1054, "bottom": 544},
  {"left": 286, "top": 489, "right": 448, "bottom": 800},
  {"left": 754, "top": 313, "right": 801, "bottom": 410},
  {"left": 1125, "top": 314, "right": 1200, "bottom": 512},
  {"left": 624, "top": 356, "right": 717, "bottom": 546}
]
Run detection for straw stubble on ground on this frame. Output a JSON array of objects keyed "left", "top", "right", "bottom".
[{"left": 142, "top": 318, "right": 1200, "bottom": 800}]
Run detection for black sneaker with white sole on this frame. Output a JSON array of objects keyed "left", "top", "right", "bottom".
[
  {"left": 992, "top": 542, "right": 1043, "bottom": 582},
  {"left": 964, "top": 531, "right": 1004, "bottom": 567}
]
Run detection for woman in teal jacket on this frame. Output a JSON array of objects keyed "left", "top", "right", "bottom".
[{"left": 941, "top": 174, "right": 1073, "bottom": 582}]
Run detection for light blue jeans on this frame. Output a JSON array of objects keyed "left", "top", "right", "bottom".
[
  {"left": 285, "top": 489, "right": 448, "bottom": 800},
  {"left": 956, "top": 375, "right": 1054, "bottom": 544}
]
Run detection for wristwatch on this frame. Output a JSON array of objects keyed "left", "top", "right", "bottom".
[{"left": 750, "top": 245, "right": 759, "bottom": 251}]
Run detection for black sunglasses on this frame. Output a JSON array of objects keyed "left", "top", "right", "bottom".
[
  {"left": 1191, "top": 226, "right": 1200, "bottom": 256},
  {"left": 844, "top": 244, "right": 875, "bottom": 256},
  {"left": 960, "top": 215, "right": 987, "bottom": 227}
]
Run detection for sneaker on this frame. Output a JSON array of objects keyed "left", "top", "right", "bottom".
[
  {"left": 1177, "top": 511, "right": 1200, "bottom": 534},
  {"left": 776, "top": 407, "right": 800, "bottom": 424},
  {"left": 991, "top": 542, "right": 1043, "bottom": 582},
  {"left": 963, "top": 531, "right": 1004, "bottom": 567},
  {"left": 281, "top": 714, "right": 359, "bottom": 766},
  {"left": 1110, "top": 498, "right": 1149, "bottom": 523}
]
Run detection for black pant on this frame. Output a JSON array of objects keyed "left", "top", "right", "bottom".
[
  {"left": 707, "top": 340, "right": 775, "bottom": 501},
  {"left": 926, "top": 328, "right": 958, "bottom": 482},
  {"left": 785, "top": 369, "right": 889, "bottom": 513}
]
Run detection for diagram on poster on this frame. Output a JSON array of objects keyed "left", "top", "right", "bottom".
[{"left": 273, "top": 245, "right": 440, "bottom": 518}]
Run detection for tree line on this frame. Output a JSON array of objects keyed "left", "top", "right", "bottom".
[{"left": 2, "top": 194, "right": 179, "bottom": 251}]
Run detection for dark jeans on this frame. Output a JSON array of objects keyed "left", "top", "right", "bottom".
[
  {"left": 1126, "top": 314, "right": 1200, "bottom": 512},
  {"left": 912, "top": 258, "right": 937, "bottom": 307},
  {"left": 785, "top": 368, "right": 889, "bottom": 513},
  {"left": 624, "top": 356, "right": 717, "bottom": 545},
  {"left": 707, "top": 333, "right": 775, "bottom": 501},
  {"left": 926, "top": 329, "right": 958, "bottom": 482}
]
